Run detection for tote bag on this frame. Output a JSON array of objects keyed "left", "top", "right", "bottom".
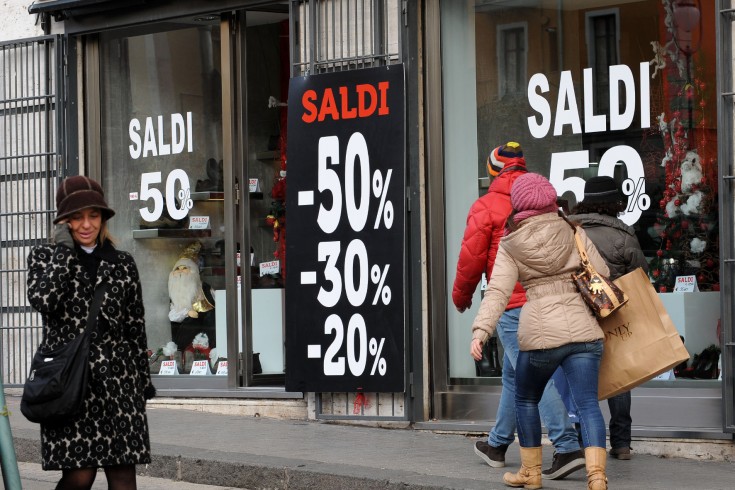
[{"left": 597, "top": 267, "right": 690, "bottom": 400}]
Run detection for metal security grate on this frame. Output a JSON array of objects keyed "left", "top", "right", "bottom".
[
  {"left": 0, "top": 35, "right": 64, "bottom": 386},
  {"left": 290, "top": 0, "right": 402, "bottom": 76}
]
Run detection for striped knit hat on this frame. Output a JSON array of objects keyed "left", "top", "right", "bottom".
[{"left": 487, "top": 141, "right": 525, "bottom": 177}]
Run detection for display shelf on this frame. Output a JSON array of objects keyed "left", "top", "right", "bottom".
[
  {"left": 132, "top": 228, "right": 212, "bottom": 239},
  {"left": 255, "top": 150, "right": 278, "bottom": 161},
  {"left": 191, "top": 191, "right": 263, "bottom": 200},
  {"left": 191, "top": 191, "right": 224, "bottom": 201}
]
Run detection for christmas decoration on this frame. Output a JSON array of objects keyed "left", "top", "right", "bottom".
[{"left": 646, "top": 0, "right": 719, "bottom": 292}]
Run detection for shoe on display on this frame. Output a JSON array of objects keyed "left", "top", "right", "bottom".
[
  {"left": 610, "top": 447, "right": 631, "bottom": 460},
  {"left": 195, "top": 158, "right": 224, "bottom": 192},
  {"left": 474, "top": 440, "right": 509, "bottom": 468},
  {"left": 541, "top": 449, "right": 586, "bottom": 480}
]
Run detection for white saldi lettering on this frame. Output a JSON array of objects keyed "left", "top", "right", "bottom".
[
  {"left": 609, "top": 64, "right": 635, "bottom": 131},
  {"left": 129, "top": 118, "right": 142, "bottom": 159},
  {"left": 171, "top": 113, "right": 186, "bottom": 154},
  {"left": 142, "top": 116, "right": 157, "bottom": 158},
  {"left": 128, "top": 112, "right": 194, "bottom": 159},
  {"left": 527, "top": 73, "right": 551, "bottom": 139},
  {"left": 157, "top": 115, "right": 171, "bottom": 155},
  {"left": 553, "top": 71, "right": 582, "bottom": 136},
  {"left": 583, "top": 68, "right": 606, "bottom": 133},
  {"left": 527, "top": 62, "right": 652, "bottom": 137}
]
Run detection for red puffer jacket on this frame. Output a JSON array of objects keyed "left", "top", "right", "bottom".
[{"left": 452, "top": 166, "right": 527, "bottom": 311}]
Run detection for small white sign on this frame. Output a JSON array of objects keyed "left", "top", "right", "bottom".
[
  {"left": 653, "top": 369, "right": 675, "bottom": 381},
  {"left": 674, "top": 275, "right": 699, "bottom": 293},
  {"left": 189, "top": 360, "right": 211, "bottom": 375},
  {"left": 216, "top": 361, "right": 228, "bottom": 375},
  {"left": 129, "top": 192, "right": 139, "bottom": 200},
  {"left": 188, "top": 216, "right": 210, "bottom": 229},
  {"left": 159, "top": 359, "right": 178, "bottom": 375},
  {"left": 480, "top": 273, "right": 487, "bottom": 291},
  {"left": 260, "top": 260, "right": 280, "bottom": 276},
  {"left": 249, "top": 178, "right": 261, "bottom": 193}
]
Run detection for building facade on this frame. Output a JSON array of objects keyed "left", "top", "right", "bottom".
[{"left": 1, "top": 0, "right": 733, "bottom": 440}]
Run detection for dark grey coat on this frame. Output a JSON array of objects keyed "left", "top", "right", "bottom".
[
  {"left": 568, "top": 213, "right": 649, "bottom": 280},
  {"left": 26, "top": 242, "right": 154, "bottom": 470}
]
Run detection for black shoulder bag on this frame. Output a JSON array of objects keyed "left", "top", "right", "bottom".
[{"left": 21, "top": 283, "right": 108, "bottom": 424}]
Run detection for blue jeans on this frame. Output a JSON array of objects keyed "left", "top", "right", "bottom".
[
  {"left": 607, "top": 391, "right": 632, "bottom": 449},
  {"left": 515, "top": 340, "right": 606, "bottom": 449},
  {"left": 488, "top": 308, "right": 581, "bottom": 454}
]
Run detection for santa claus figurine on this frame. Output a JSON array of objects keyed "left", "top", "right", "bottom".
[{"left": 168, "top": 242, "right": 214, "bottom": 322}]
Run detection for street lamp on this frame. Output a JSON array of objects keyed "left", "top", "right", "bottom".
[{"left": 671, "top": 0, "right": 701, "bottom": 135}]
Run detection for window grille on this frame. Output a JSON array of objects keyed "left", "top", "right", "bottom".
[
  {"left": 0, "top": 35, "right": 64, "bottom": 386},
  {"left": 290, "top": 0, "right": 401, "bottom": 76}
]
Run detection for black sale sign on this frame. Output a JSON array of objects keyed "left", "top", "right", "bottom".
[{"left": 285, "top": 65, "right": 405, "bottom": 393}]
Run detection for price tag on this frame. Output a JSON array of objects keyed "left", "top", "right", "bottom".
[
  {"left": 216, "top": 361, "right": 228, "bottom": 375},
  {"left": 260, "top": 260, "right": 280, "bottom": 276},
  {"left": 674, "top": 275, "right": 699, "bottom": 293},
  {"left": 249, "top": 178, "right": 261, "bottom": 192},
  {"left": 189, "top": 360, "right": 211, "bottom": 375},
  {"left": 285, "top": 65, "right": 406, "bottom": 393},
  {"left": 188, "top": 216, "right": 210, "bottom": 229},
  {"left": 159, "top": 359, "right": 178, "bottom": 375}
]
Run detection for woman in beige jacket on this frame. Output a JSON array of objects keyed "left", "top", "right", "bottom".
[{"left": 470, "top": 173, "right": 610, "bottom": 490}]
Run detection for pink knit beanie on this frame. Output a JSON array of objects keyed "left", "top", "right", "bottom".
[{"left": 511, "top": 173, "right": 559, "bottom": 223}]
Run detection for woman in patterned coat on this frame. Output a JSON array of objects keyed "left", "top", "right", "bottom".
[{"left": 26, "top": 175, "right": 155, "bottom": 489}]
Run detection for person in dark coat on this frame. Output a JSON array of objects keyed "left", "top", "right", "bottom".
[
  {"left": 26, "top": 175, "right": 156, "bottom": 489},
  {"left": 568, "top": 176, "right": 649, "bottom": 461}
]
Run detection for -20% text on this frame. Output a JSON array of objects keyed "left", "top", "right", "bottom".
[{"left": 307, "top": 313, "right": 388, "bottom": 376}]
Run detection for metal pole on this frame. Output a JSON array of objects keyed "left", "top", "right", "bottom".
[{"left": 0, "top": 381, "right": 22, "bottom": 489}]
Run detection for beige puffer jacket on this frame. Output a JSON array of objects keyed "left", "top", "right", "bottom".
[{"left": 471, "top": 212, "right": 610, "bottom": 351}]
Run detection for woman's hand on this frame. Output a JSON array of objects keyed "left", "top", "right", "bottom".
[
  {"left": 53, "top": 222, "right": 74, "bottom": 249},
  {"left": 470, "top": 338, "right": 484, "bottom": 361}
]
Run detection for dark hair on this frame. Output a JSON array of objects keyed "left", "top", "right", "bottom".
[{"left": 572, "top": 200, "right": 625, "bottom": 217}]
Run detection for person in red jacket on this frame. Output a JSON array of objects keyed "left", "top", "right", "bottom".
[{"left": 453, "top": 142, "right": 584, "bottom": 480}]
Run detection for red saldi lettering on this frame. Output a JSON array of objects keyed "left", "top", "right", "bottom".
[{"left": 300, "top": 81, "right": 390, "bottom": 123}]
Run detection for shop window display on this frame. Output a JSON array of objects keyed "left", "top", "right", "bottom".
[
  {"left": 443, "top": 0, "right": 721, "bottom": 381},
  {"left": 98, "top": 25, "right": 227, "bottom": 375}
]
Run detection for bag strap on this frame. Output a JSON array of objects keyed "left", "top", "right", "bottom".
[
  {"left": 561, "top": 215, "right": 592, "bottom": 268},
  {"left": 85, "top": 281, "right": 109, "bottom": 336}
]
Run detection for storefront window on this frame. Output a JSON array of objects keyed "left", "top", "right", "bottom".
[
  {"left": 444, "top": 1, "right": 720, "bottom": 382},
  {"left": 99, "top": 24, "right": 226, "bottom": 377}
]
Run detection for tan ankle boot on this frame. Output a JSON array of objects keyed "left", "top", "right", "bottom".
[
  {"left": 585, "top": 447, "right": 608, "bottom": 490},
  {"left": 503, "top": 446, "right": 542, "bottom": 489}
]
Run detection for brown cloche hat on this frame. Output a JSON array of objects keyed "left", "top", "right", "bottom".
[{"left": 54, "top": 175, "right": 115, "bottom": 224}]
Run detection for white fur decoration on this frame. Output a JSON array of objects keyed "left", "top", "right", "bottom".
[
  {"left": 193, "top": 332, "right": 209, "bottom": 349},
  {"left": 690, "top": 237, "right": 706, "bottom": 254},
  {"left": 680, "top": 151, "right": 703, "bottom": 193},
  {"left": 162, "top": 341, "right": 178, "bottom": 356},
  {"left": 665, "top": 199, "right": 679, "bottom": 218},
  {"left": 680, "top": 191, "right": 703, "bottom": 216}
]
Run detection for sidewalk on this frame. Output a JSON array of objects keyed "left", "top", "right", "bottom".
[{"left": 6, "top": 393, "right": 735, "bottom": 489}]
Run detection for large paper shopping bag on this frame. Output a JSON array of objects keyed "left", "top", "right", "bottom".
[{"left": 597, "top": 268, "right": 690, "bottom": 400}]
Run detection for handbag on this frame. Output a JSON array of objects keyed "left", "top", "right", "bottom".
[
  {"left": 597, "top": 267, "right": 690, "bottom": 399},
  {"left": 21, "top": 283, "right": 108, "bottom": 424},
  {"left": 564, "top": 218, "right": 628, "bottom": 318}
]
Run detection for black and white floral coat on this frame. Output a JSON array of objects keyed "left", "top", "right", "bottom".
[{"left": 27, "top": 241, "right": 154, "bottom": 470}]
